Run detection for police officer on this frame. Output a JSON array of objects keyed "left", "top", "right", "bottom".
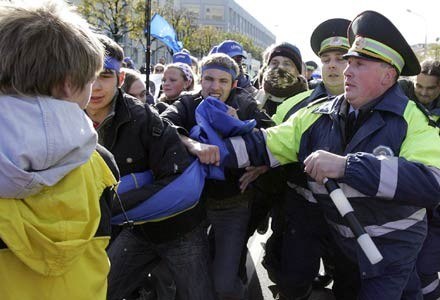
[
  {"left": 273, "top": 18, "right": 351, "bottom": 125},
  {"left": 222, "top": 11, "right": 440, "bottom": 299},
  {"left": 260, "top": 18, "right": 353, "bottom": 299}
]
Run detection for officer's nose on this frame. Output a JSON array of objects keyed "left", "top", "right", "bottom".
[{"left": 343, "top": 64, "right": 351, "bottom": 78}]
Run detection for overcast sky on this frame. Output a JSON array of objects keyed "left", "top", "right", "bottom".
[{"left": 235, "top": 0, "right": 440, "bottom": 62}]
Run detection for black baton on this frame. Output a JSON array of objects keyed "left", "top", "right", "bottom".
[{"left": 324, "top": 178, "right": 383, "bottom": 264}]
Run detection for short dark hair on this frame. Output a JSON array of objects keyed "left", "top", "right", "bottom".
[
  {"left": 96, "top": 34, "right": 124, "bottom": 62},
  {"left": 121, "top": 67, "right": 143, "bottom": 92},
  {"left": 420, "top": 59, "right": 440, "bottom": 78}
]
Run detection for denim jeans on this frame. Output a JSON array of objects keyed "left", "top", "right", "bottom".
[
  {"left": 107, "top": 222, "right": 215, "bottom": 300},
  {"left": 208, "top": 206, "right": 250, "bottom": 300}
]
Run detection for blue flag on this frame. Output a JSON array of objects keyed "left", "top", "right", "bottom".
[{"left": 148, "top": 13, "right": 183, "bottom": 53}]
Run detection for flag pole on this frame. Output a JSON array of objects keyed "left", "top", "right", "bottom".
[{"left": 144, "top": 0, "right": 151, "bottom": 91}]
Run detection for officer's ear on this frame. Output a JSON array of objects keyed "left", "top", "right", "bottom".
[{"left": 381, "top": 64, "right": 398, "bottom": 86}]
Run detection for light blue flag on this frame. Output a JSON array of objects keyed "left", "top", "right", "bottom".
[{"left": 148, "top": 13, "right": 183, "bottom": 53}]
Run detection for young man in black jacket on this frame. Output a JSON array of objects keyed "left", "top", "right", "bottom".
[
  {"left": 161, "top": 53, "right": 272, "bottom": 300},
  {"left": 85, "top": 35, "right": 214, "bottom": 300}
]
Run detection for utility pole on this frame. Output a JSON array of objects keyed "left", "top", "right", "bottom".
[
  {"left": 406, "top": 9, "right": 428, "bottom": 58},
  {"left": 145, "top": 0, "right": 152, "bottom": 90}
]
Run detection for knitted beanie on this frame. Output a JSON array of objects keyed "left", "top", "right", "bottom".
[{"left": 267, "top": 42, "right": 303, "bottom": 73}]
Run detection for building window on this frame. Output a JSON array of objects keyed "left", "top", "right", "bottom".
[
  {"left": 183, "top": 4, "right": 200, "bottom": 15},
  {"left": 205, "top": 5, "right": 224, "bottom": 21}
]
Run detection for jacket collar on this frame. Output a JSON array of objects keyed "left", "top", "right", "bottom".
[
  {"left": 313, "top": 83, "right": 408, "bottom": 117},
  {"left": 105, "top": 89, "right": 132, "bottom": 150},
  {"left": 309, "top": 81, "right": 329, "bottom": 100}
]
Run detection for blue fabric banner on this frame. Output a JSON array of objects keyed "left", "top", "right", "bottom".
[{"left": 148, "top": 13, "right": 183, "bottom": 53}]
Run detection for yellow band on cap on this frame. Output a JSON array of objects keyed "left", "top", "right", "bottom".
[
  {"left": 350, "top": 36, "right": 405, "bottom": 73},
  {"left": 319, "top": 36, "right": 350, "bottom": 55}
]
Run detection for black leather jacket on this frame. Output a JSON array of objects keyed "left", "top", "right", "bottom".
[{"left": 95, "top": 89, "right": 205, "bottom": 243}]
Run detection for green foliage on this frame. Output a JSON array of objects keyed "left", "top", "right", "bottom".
[
  {"left": 77, "top": 0, "right": 145, "bottom": 43},
  {"left": 414, "top": 43, "right": 440, "bottom": 62},
  {"left": 183, "top": 26, "right": 264, "bottom": 60},
  {"left": 184, "top": 26, "right": 223, "bottom": 57},
  {"left": 223, "top": 32, "right": 264, "bottom": 61}
]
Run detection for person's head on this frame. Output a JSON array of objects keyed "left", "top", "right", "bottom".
[
  {"left": 343, "top": 11, "right": 420, "bottom": 109},
  {"left": 200, "top": 53, "right": 239, "bottom": 102},
  {"left": 0, "top": 0, "right": 104, "bottom": 109},
  {"left": 121, "top": 67, "right": 147, "bottom": 102},
  {"left": 88, "top": 34, "right": 124, "bottom": 113},
  {"left": 209, "top": 45, "right": 218, "bottom": 55},
  {"left": 173, "top": 51, "right": 192, "bottom": 66},
  {"left": 414, "top": 59, "right": 440, "bottom": 105},
  {"left": 162, "top": 63, "right": 195, "bottom": 100},
  {"left": 261, "top": 42, "right": 304, "bottom": 97},
  {"left": 123, "top": 56, "right": 135, "bottom": 69},
  {"left": 153, "top": 63, "right": 165, "bottom": 74},
  {"left": 216, "top": 40, "right": 247, "bottom": 67},
  {"left": 266, "top": 42, "right": 302, "bottom": 76},
  {"left": 311, "top": 18, "right": 351, "bottom": 95},
  {"left": 305, "top": 61, "right": 318, "bottom": 80}
]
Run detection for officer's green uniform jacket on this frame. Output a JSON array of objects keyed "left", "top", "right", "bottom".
[
  {"left": 272, "top": 81, "right": 330, "bottom": 125},
  {"left": 225, "top": 83, "right": 440, "bottom": 278}
]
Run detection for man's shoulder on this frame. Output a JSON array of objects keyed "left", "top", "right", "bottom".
[
  {"left": 171, "top": 91, "right": 203, "bottom": 110},
  {"left": 231, "top": 87, "right": 257, "bottom": 104},
  {"left": 121, "top": 93, "right": 146, "bottom": 111},
  {"left": 179, "top": 91, "right": 203, "bottom": 101},
  {"left": 397, "top": 78, "right": 416, "bottom": 100}
]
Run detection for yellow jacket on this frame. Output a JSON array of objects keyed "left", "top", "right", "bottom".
[{"left": 0, "top": 151, "right": 117, "bottom": 300}]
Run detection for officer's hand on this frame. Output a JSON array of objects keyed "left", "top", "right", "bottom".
[
  {"left": 180, "top": 135, "right": 220, "bottom": 166},
  {"left": 304, "top": 150, "right": 347, "bottom": 184},
  {"left": 189, "top": 141, "right": 220, "bottom": 166},
  {"left": 239, "top": 165, "right": 269, "bottom": 193},
  {"left": 226, "top": 105, "right": 239, "bottom": 119}
]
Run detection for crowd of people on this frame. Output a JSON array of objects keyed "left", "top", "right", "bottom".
[{"left": 1, "top": 1, "right": 440, "bottom": 300}]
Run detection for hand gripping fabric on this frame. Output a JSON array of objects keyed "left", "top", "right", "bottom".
[{"left": 189, "top": 96, "right": 256, "bottom": 180}]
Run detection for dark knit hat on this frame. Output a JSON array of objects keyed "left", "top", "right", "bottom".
[{"left": 267, "top": 42, "right": 303, "bottom": 73}]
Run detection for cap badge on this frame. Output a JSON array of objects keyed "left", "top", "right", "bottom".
[
  {"left": 354, "top": 36, "right": 367, "bottom": 50},
  {"left": 329, "top": 37, "right": 343, "bottom": 46}
]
